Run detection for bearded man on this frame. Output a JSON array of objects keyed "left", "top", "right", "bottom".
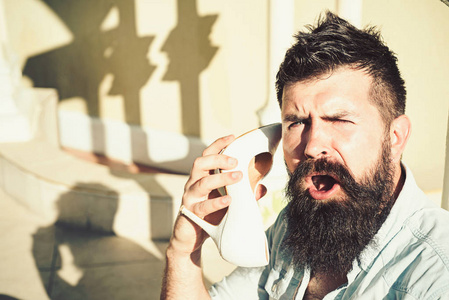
[{"left": 161, "top": 11, "right": 449, "bottom": 299}]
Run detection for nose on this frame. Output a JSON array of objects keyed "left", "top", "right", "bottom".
[{"left": 303, "top": 123, "right": 330, "bottom": 159}]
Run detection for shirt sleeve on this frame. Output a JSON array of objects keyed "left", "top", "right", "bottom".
[{"left": 208, "top": 266, "right": 267, "bottom": 300}]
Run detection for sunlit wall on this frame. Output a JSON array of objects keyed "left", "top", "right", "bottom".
[
  {"left": 5, "top": 0, "right": 268, "bottom": 139},
  {"left": 4, "top": 0, "right": 449, "bottom": 195}
]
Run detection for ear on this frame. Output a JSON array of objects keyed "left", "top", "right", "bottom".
[{"left": 389, "top": 115, "right": 412, "bottom": 163}]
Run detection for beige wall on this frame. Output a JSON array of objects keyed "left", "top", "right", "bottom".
[
  {"left": 4, "top": 0, "right": 449, "bottom": 193},
  {"left": 362, "top": 0, "right": 449, "bottom": 193},
  {"left": 5, "top": 0, "right": 268, "bottom": 140}
]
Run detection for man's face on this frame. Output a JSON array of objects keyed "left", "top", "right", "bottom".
[
  {"left": 281, "top": 67, "right": 387, "bottom": 200},
  {"left": 280, "top": 67, "right": 397, "bottom": 273}
]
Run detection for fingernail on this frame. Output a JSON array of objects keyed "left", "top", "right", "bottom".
[
  {"left": 228, "top": 157, "right": 237, "bottom": 165},
  {"left": 221, "top": 196, "right": 231, "bottom": 204},
  {"left": 231, "top": 171, "right": 242, "bottom": 179}
]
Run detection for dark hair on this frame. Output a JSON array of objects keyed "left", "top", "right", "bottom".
[{"left": 276, "top": 11, "right": 406, "bottom": 124}]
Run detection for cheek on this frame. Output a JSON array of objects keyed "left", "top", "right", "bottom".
[
  {"left": 336, "top": 131, "right": 383, "bottom": 178},
  {"left": 282, "top": 133, "right": 302, "bottom": 172},
  {"left": 282, "top": 147, "right": 295, "bottom": 173}
]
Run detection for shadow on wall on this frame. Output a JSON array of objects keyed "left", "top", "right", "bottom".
[
  {"left": 162, "top": 0, "right": 218, "bottom": 137},
  {"left": 23, "top": 0, "right": 154, "bottom": 126},
  {"left": 23, "top": 0, "right": 218, "bottom": 138},
  {"left": 31, "top": 183, "right": 170, "bottom": 300},
  {"left": 0, "top": 295, "right": 19, "bottom": 300}
]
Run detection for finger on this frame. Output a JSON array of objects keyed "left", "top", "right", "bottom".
[
  {"left": 202, "top": 134, "right": 236, "bottom": 157},
  {"left": 185, "top": 134, "right": 237, "bottom": 190},
  {"left": 192, "top": 195, "right": 231, "bottom": 219},
  {"left": 188, "top": 154, "right": 238, "bottom": 186},
  {"left": 187, "top": 171, "right": 242, "bottom": 200}
]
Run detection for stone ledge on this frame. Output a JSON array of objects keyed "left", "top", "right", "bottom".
[
  {"left": 0, "top": 139, "right": 187, "bottom": 240},
  {"left": 58, "top": 109, "right": 207, "bottom": 174}
]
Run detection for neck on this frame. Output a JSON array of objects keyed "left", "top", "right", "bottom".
[
  {"left": 305, "top": 271, "right": 348, "bottom": 299},
  {"left": 392, "top": 163, "right": 405, "bottom": 200}
]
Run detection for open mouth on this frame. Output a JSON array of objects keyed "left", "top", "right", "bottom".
[
  {"left": 307, "top": 173, "right": 341, "bottom": 200},
  {"left": 312, "top": 175, "right": 337, "bottom": 191}
]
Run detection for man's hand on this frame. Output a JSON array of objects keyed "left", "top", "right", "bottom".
[{"left": 161, "top": 134, "right": 243, "bottom": 300}]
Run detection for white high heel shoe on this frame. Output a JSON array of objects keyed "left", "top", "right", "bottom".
[{"left": 181, "top": 123, "right": 282, "bottom": 267}]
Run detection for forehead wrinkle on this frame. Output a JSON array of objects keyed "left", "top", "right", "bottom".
[
  {"left": 282, "top": 70, "right": 371, "bottom": 121},
  {"left": 282, "top": 94, "right": 308, "bottom": 118},
  {"left": 283, "top": 98, "right": 359, "bottom": 121}
]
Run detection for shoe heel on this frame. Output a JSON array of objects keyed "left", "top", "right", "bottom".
[{"left": 180, "top": 206, "right": 219, "bottom": 238}]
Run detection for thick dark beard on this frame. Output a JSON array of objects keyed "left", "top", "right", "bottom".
[{"left": 281, "top": 140, "right": 395, "bottom": 275}]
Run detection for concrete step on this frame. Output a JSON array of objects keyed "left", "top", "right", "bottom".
[{"left": 0, "top": 139, "right": 188, "bottom": 240}]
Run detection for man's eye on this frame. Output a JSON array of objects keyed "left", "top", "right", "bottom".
[
  {"left": 332, "top": 119, "right": 353, "bottom": 124},
  {"left": 288, "top": 121, "right": 306, "bottom": 128}
]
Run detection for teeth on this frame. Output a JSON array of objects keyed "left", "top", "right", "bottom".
[{"left": 318, "top": 183, "right": 326, "bottom": 191}]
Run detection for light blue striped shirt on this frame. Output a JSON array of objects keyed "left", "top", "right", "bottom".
[{"left": 210, "top": 165, "right": 449, "bottom": 299}]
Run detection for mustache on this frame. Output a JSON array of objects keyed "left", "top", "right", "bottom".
[{"left": 287, "top": 158, "right": 358, "bottom": 196}]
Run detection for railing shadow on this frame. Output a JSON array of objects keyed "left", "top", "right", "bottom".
[
  {"left": 23, "top": 0, "right": 155, "bottom": 126},
  {"left": 23, "top": 0, "right": 218, "bottom": 139}
]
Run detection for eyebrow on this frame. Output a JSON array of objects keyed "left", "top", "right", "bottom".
[
  {"left": 282, "top": 110, "right": 357, "bottom": 122},
  {"left": 322, "top": 110, "right": 355, "bottom": 120},
  {"left": 283, "top": 114, "right": 307, "bottom": 123}
]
